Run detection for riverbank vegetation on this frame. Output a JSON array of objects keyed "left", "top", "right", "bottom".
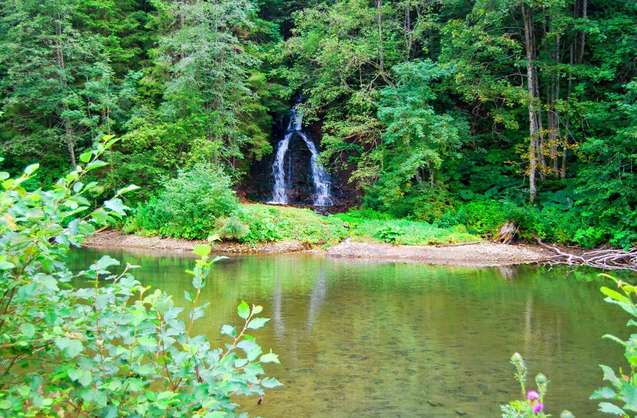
[
  {"left": 1, "top": 0, "right": 635, "bottom": 250},
  {"left": 120, "top": 163, "right": 608, "bottom": 249},
  {"left": 0, "top": 144, "right": 280, "bottom": 416}
]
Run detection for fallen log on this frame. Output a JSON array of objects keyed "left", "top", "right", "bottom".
[{"left": 536, "top": 239, "right": 637, "bottom": 272}]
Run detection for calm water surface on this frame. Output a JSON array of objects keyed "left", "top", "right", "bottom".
[{"left": 70, "top": 249, "right": 630, "bottom": 417}]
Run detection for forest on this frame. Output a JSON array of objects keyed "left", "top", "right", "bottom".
[
  {"left": 2, "top": 1, "right": 637, "bottom": 416},
  {"left": 0, "top": 0, "right": 636, "bottom": 248}
]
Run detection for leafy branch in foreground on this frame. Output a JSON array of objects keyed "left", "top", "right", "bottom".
[
  {"left": 0, "top": 136, "right": 280, "bottom": 416},
  {"left": 591, "top": 274, "right": 637, "bottom": 417}
]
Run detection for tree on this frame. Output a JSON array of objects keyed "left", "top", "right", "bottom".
[
  {"left": 368, "top": 60, "right": 465, "bottom": 214},
  {"left": 0, "top": 0, "right": 114, "bottom": 178}
]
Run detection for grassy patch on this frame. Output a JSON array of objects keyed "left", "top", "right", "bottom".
[
  {"left": 333, "top": 209, "right": 480, "bottom": 245},
  {"left": 224, "top": 204, "right": 348, "bottom": 245},
  {"left": 126, "top": 203, "right": 480, "bottom": 247}
]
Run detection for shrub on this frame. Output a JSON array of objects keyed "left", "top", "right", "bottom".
[
  {"left": 374, "top": 225, "right": 402, "bottom": 244},
  {"left": 234, "top": 204, "right": 348, "bottom": 245},
  {"left": 438, "top": 200, "right": 528, "bottom": 237},
  {"left": 134, "top": 163, "right": 239, "bottom": 239},
  {"left": 0, "top": 139, "right": 280, "bottom": 416},
  {"left": 215, "top": 215, "right": 250, "bottom": 241}
]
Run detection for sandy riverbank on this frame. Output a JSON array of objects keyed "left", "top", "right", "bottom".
[{"left": 84, "top": 230, "right": 552, "bottom": 267}]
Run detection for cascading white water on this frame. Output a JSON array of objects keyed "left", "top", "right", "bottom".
[
  {"left": 271, "top": 131, "right": 293, "bottom": 204},
  {"left": 297, "top": 132, "right": 332, "bottom": 206},
  {"left": 269, "top": 105, "right": 333, "bottom": 206}
]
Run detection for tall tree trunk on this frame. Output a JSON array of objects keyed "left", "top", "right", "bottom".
[
  {"left": 522, "top": 3, "right": 540, "bottom": 202},
  {"left": 404, "top": 3, "right": 412, "bottom": 57},
  {"left": 549, "top": 31, "right": 561, "bottom": 174},
  {"left": 376, "top": 0, "right": 387, "bottom": 79},
  {"left": 577, "top": 0, "right": 587, "bottom": 63},
  {"left": 54, "top": 18, "right": 76, "bottom": 167}
]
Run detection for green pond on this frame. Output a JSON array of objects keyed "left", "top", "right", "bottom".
[{"left": 70, "top": 248, "right": 630, "bottom": 417}]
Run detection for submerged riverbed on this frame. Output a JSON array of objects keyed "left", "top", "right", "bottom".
[{"left": 70, "top": 249, "right": 628, "bottom": 417}]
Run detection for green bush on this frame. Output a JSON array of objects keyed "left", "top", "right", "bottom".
[
  {"left": 215, "top": 215, "right": 250, "bottom": 241},
  {"left": 134, "top": 163, "right": 239, "bottom": 239},
  {"left": 374, "top": 225, "right": 402, "bottom": 244},
  {"left": 0, "top": 140, "right": 279, "bottom": 416},
  {"left": 234, "top": 204, "right": 348, "bottom": 245},
  {"left": 438, "top": 200, "right": 528, "bottom": 237},
  {"left": 335, "top": 210, "right": 479, "bottom": 245},
  {"left": 436, "top": 199, "right": 612, "bottom": 248}
]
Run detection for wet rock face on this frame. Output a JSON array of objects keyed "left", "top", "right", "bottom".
[{"left": 284, "top": 133, "right": 315, "bottom": 205}]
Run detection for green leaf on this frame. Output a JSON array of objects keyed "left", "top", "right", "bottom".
[
  {"left": 260, "top": 351, "right": 280, "bottom": 364},
  {"left": 93, "top": 255, "right": 120, "bottom": 272},
  {"left": 261, "top": 377, "right": 282, "bottom": 388},
  {"left": 193, "top": 244, "right": 211, "bottom": 258},
  {"left": 69, "top": 368, "right": 93, "bottom": 387},
  {"left": 600, "top": 365, "right": 621, "bottom": 385},
  {"left": 622, "top": 384, "right": 637, "bottom": 411},
  {"left": 0, "top": 261, "right": 15, "bottom": 270},
  {"left": 237, "top": 339, "right": 262, "bottom": 361},
  {"left": 86, "top": 160, "right": 108, "bottom": 171},
  {"left": 103, "top": 198, "right": 128, "bottom": 216},
  {"left": 19, "top": 323, "right": 36, "bottom": 338},
  {"left": 598, "top": 402, "right": 626, "bottom": 415},
  {"left": 601, "top": 286, "right": 631, "bottom": 304},
  {"left": 221, "top": 325, "right": 237, "bottom": 338},
  {"left": 79, "top": 151, "right": 92, "bottom": 163},
  {"left": 237, "top": 301, "right": 250, "bottom": 320},
  {"left": 55, "top": 337, "right": 84, "bottom": 358},
  {"left": 116, "top": 184, "right": 140, "bottom": 196},
  {"left": 591, "top": 386, "right": 616, "bottom": 399},
  {"left": 24, "top": 163, "right": 39, "bottom": 176},
  {"left": 247, "top": 317, "right": 270, "bottom": 330}
]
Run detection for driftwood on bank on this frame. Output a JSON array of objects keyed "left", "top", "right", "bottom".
[
  {"left": 495, "top": 222, "right": 519, "bottom": 244},
  {"left": 536, "top": 239, "right": 637, "bottom": 272}
]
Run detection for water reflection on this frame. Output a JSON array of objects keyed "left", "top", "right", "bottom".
[
  {"left": 69, "top": 250, "right": 629, "bottom": 417},
  {"left": 307, "top": 268, "right": 327, "bottom": 332}
]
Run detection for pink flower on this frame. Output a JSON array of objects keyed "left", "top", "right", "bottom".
[
  {"left": 532, "top": 402, "right": 544, "bottom": 414},
  {"left": 527, "top": 390, "right": 540, "bottom": 401}
]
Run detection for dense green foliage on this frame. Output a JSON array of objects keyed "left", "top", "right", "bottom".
[
  {"left": 334, "top": 209, "right": 478, "bottom": 245},
  {"left": 0, "top": 140, "right": 280, "bottom": 416},
  {"left": 1, "top": 0, "right": 635, "bottom": 247},
  {"left": 131, "top": 164, "right": 239, "bottom": 239}
]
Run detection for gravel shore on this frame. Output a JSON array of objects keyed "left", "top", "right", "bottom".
[{"left": 84, "top": 230, "right": 552, "bottom": 266}]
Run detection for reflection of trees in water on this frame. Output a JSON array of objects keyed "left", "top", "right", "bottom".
[
  {"left": 306, "top": 268, "right": 327, "bottom": 332},
  {"left": 273, "top": 275, "right": 285, "bottom": 337},
  {"left": 497, "top": 265, "right": 519, "bottom": 280}
]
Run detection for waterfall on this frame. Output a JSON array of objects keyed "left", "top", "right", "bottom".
[{"left": 270, "top": 105, "right": 333, "bottom": 206}]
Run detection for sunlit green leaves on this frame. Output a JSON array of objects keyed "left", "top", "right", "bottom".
[
  {"left": 54, "top": 337, "right": 84, "bottom": 359},
  {"left": 237, "top": 300, "right": 250, "bottom": 320},
  {"left": 247, "top": 317, "right": 270, "bottom": 330},
  {"left": 193, "top": 244, "right": 211, "bottom": 258},
  {"left": 0, "top": 143, "right": 280, "bottom": 416},
  {"left": 260, "top": 351, "right": 279, "bottom": 364}
]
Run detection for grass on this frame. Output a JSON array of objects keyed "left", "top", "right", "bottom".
[
  {"left": 332, "top": 209, "right": 480, "bottom": 245},
  {"left": 232, "top": 203, "right": 349, "bottom": 245},
  {"left": 125, "top": 203, "right": 480, "bottom": 247}
]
